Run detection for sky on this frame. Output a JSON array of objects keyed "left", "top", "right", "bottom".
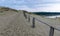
[{"left": 0, "top": 0, "right": 60, "bottom": 12}]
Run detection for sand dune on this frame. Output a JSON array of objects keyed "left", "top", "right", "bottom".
[{"left": 0, "top": 11, "right": 60, "bottom": 36}]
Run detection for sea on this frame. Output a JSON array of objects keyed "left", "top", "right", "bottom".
[{"left": 32, "top": 12, "right": 60, "bottom": 18}]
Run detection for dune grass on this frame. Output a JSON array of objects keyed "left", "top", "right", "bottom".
[{"left": 0, "top": 11, "right": 5, "bottom": 15}]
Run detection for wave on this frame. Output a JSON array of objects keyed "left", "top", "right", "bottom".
[{"left": 44, "top": 15, "right": 60, "bottom": 18}]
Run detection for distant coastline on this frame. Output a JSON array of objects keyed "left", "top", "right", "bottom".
[{"left": 31, "top": 12, "right": 60, "bottom": 16}]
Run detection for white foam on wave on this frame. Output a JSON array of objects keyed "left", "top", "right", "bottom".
[{"left": 45, "top": 15, "right": 60, "bottom": 18}]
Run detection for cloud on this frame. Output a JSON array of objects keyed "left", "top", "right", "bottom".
[
  {"left": 32, "top": 4, "right": 60, "bottom": 12},
  {"left": 0, "top": 0, "right": 60, "bottom": 12},
  {"left": 17, "top": 5, "right": 34, "bottom": 11},
  {"left": 16, "top": 3, "right": 60, "bottom": 12}
]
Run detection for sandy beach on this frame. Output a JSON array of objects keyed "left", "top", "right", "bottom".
[
  {"left": 0, "top": 11, "right": 45, "bottom": 36},
  {"left": 26, "top": 13, "right": 60, "bottom": 36},
  {"left": 0, "top": 11, "right": 60, "bottom": 36}
]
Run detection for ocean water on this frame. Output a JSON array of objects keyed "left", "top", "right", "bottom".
[
  {"left": 32, "top": 12, "right": 60, "bottom": 18},
  {"left": 32, "top": 12, "right": 60, "bottom": 16},
  {"left": 45, "top": 15, "right": 60, "bottom": 18}
]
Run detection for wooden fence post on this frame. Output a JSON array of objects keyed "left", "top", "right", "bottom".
[
  {"left": 32, "top": 17, "right": 35, "bottom": 28},
  {"left": 23, "top": 12, "right": 27, "bottom": 19},
  {"left": 49, "top": 27, "right": 54, "bottom": 36},
  {"left": 28, "top": 15, "right": 30, "bottom": 22}
]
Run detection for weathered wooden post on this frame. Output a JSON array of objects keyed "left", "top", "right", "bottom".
[
  {"left": 49, "top": 27, "right": 54, "bottom": 36},
  {"left": 23, "top": 12, "right": 25, "bottom": 17},
  {"left": 25, "top": 14, "right": 27, "bottom": 19},
  {"left": 28, "top": 15, "right": 30, "bottom": 22},
  {"left": 23, "top": 10, "right": 27, "bottom": 19},
  {"left": 32, "top": 17, "right": 35, "bottom": 28}
]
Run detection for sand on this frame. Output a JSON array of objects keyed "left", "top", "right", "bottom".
[
  {"left": 0, "top": 11, "right": 60, "bottom": 36},
  {"left": 26, "top": 13, "right": 60, "bottom": 36},
  {"left": 0, "top": 11, "right": 43, "bottom": 36}
]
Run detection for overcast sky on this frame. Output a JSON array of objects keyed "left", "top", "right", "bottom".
[{"left": 0, "top": 0, "right": 60, "bottom": 12}]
